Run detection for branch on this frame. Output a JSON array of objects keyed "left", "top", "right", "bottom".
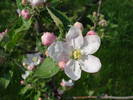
[
  {"left": 94, "top": 0, "right": 102, "bottom": 30},
  {"left": 72, "top": 95, "right": 133, "bottom": 100}
]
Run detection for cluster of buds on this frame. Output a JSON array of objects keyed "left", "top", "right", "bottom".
[{"left": 92, "top": 11, "right": 108, "bottom": 27}]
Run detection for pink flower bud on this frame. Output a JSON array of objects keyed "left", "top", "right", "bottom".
[
  {"left": 87, "top": 30, "right": 96, "bottom": 35},
  {"left": 20, "top": 80, "right": 24, "bottom": 85},
  {"left": 0, "top": 29, "right": 8, "bottom": 40},
  {"left": 38, "top": 97, "right": 42, "bottom": 100},
  {"left": 60, "top": 81, "right": 65, "bottom": 87},
  {"left": 58, "top": 61, "right": 66, "bottom": 70},
  {"left": 41, "top": 32, "right": 56, "bottom": 46},
  {"left": 74, "top": 22, "right": 83, "bottom": 30},
  {"left": 27, "top": 65, "right": 34, "bottom": 71},
  {"left": 21, "top": 9, "right": 31, "bottom": 19}
]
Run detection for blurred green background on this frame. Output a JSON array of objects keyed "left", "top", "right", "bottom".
[{"left": 0, "top": 0, "right": 133, "bottom": 100}]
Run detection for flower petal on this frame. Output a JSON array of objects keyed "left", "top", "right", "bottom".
[
  {"left": 79, "top": 55, "right": 101, "bottom": 73},
  {"left": 66, "top": 26, "right": 84, "bottom": 49},
  {"left": 47, "top": 41, "right": 71, "bottom": 62},
  {"left": 64, "top": 60, "right": 81, "bottom": 80},
  {"left": 81, "top": 35, "right": 101, "bottom": 55}
]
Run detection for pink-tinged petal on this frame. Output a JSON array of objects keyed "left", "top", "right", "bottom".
[
  {"left": 58, "top": 61, "right": 66, "bottom": 70},
  {"left": 74, "top": 22, "right": 84, "bottom": 31},
  {"left": 47, "top": 41, "right": 71, "bottom": 62},
  {"left": 79, "top": 55, "right": 101, "bottom": 73},
  {"left": 66, "top": 26, "right": 84, "bottom": 49},
  {"left": 81, "top": 35, "right": 101, "bottom": 55},
  {"left": 64, "top": 60, "right": 81, "bottom": 80},
  {"left": 86, "top": 30, "right": 96, "bottom": 35}
]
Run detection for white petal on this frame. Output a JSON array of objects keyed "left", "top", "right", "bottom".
[
  {"left": 48, "top": 41, "right": 71, "bottom": 62},
  {"left": 81, "top": 35, "right": 101, "bottom": 55},
  {"left": 25, "top": 53, "right": 41, "bottom": 66},
  {"left": 66, "top": 26, "right": 84, "bottom": 49},
  {"left": 64, "top": 60, "right": 81, "bottom": 80},
  {"left": 61, "top": 79, "right": 74, "bottom": 87},
  {"left": 79, "top": 55, "right": 101, "bottom": 73}
]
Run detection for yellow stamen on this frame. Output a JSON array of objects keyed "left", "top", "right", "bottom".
[
  {"left": 72, "top": 50, "right": 81, "bottom": 60},
  {"left": 32, "top": 57, "right": 38, "bottom": 62}
]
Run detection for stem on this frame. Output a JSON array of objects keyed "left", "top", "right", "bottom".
[
  {"left": 72, "top": 95, "right": 133, "bottom": 100},
  {"left": 94, "top": 0, "right": 102, "bottom": 30}
]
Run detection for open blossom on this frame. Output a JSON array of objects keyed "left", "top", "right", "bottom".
[
  {"left": 28, "top": 0, "right": 46, "bottom": 6},
  {"left": 60, "top": 79, "right": 74, "bottom": 87},
  {"left": 21, "top": 9, "right": 31, "bottom": 19},
  {"left": 41, "top": 32, "right": 56, "bottom": 46},
  {"left": 48, "top": 25, "right": 101, "bottom": 80},
  {"left": 23, "top": 53, "right": 42, "bottom": 69}
]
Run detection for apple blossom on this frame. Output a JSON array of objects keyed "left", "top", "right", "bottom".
[
  {"left": 23, "top": 53, "right": 42, "bottom": 68},
  {"left": 48, "top": 25, "right": 101, "bottom": 80},
  {"left": 21, "top": 9, "right": 31, "bottom": 19},
  {"left": 41, "top": 32, "right": 56, "bottom": 46}
]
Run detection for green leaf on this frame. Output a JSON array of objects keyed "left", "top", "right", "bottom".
[
  {"left": 34, "top": 91, "right": 41, "bottom": 100},
  {"left": 4, "top": 19, "right": 32, "bottom": 51},
  {"left": 19, "top": 85, "right": 32, "bottom": 95},
  {"left": 0, "top": 70, "right": 13, "bottom": 89},
  {"left": 34, "top": 58, "right": 60, "bottom": 78},
  {"left": 46, "top": 7, "right": 70, "bottom": 34}
]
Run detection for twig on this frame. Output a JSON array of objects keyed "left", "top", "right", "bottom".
[
  {"left": 94, "top": 0, "right": 102, "bottom": 30},
  {"left": 72, "top": 95, "right": 133, "bottom": 100}
]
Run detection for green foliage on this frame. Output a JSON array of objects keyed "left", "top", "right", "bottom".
[
  {"left": 35, "top": 58, "right": 60, "bottom": 78},
  {"left": 4, "top": 19, "right": 32, "bottom": 51},
  {"left": 47, "top": 7, "right": 70, "bottom": 36},
  {"left": 0, "top": 71, "right": 13, "bottom": 89}
]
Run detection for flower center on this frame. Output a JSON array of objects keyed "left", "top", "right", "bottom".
[
  {"left": 72, "top": 50, "right": 81, "bottom": 60},
  {"left": 32, "top": 56, "right": 38, "bottom": 62}
]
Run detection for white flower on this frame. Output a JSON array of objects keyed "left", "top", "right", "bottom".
[
  {"left": 22, "top": 71, "right": 31, "bottom": 79},
  {"left": 23, "top": 53, "right": 42, "bottom": 67},
  {"left": 48, "top": 26, "right": 101, "bottom": 80},
  {"left": 60, "top": 79, "right": 74, "bottom": 87}
]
